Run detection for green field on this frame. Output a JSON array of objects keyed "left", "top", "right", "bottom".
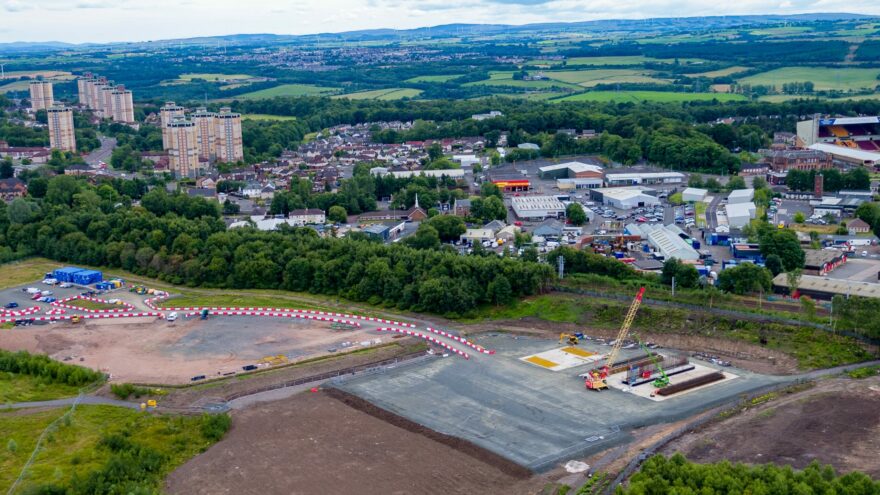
[
  {"left": 757, "top": 94, "right": 822, "bottom": 103},
  {"left": 0, "top": 405, "right": 226, "bottom": 493},
  {"left": 739, "top": 67, "right": 880, "bottom": 91},
  {"left": 65, "top": 299, "right": 120, "bottom": 311},
  {"left": 0, "top": 81, "right": 31, "bottom": 93},
  {"left": 749, "top": 26, "right": 813, "bottom": 36},
  {"left": 693, "top": 66, "right": 752, "bottom": 78},
  {"left": 0, "top": 373, "right": 83, "bottom": 403},
  {"left": 555, "top": 91, "right": 747, "bottom": 103},
  {"left": 242, "top": 114, "right": 298, "bottom": 121},
  {"left": 334, "top": 88, "right": 423, "bottom": 100},
  {"left": 0, "top": 259, "right": 59, "bottom": 289},
  {"left": 236, "top": 83, "right": 340, "bottom": 99},
  {"left": 565, "top": 56, "right": 653, "bottom": 66},
  {"left": 465, "top": 71, "right": 581, "bottom": 90},
  {"left": 542, "top": 69, "right": 669, "bottom": 87},
  {"left": 405, "top": 74, "right": 462, "bottom": 83},
  {"left": 178, "top": 73, "right": 255, "bottom": 81}
]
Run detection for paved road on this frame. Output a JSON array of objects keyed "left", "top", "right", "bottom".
[
  {"left": 1, "top": 395, "right": 142, "bottom": 410},
  {"left": 705, "top": 195, "right": 722, "bottom": 231},
  {"left": 84, "top": 136, "right": 117, "bottom": 167}
]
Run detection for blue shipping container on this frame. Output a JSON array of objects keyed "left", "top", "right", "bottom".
[
  {"left": 53, "top": 267, "right": 85, "bottom": 283},
  {"left": 72, "top": 270, "right": 103, "bottom": 285}
]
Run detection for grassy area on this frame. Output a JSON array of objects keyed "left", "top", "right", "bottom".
[
  {"left": 64, "top": 299, "right": 121, "bottom": 311},
  {"left": 464, "top": 72, "right": 581, "bottom": 90},
  {"left": 405, "top": 74, "right": 462, "bottom": 83},
  {"left": 846, "top": 365, "right": 880, "bottom": 379},
  {"left": 788, "top": 224, "right": 840, "bottom": 235},
  {"left": 749, "top": 26, "right": 813, "bottom": 36},
  {"left": 554, "top": 91, "right": 746, "bottom": 103},
  {"left": 739, "top": 67, "right": 880, "bottom": 92},
  {"left": 0, "top": 373, "right": 83, "bottom": 403},
  {"left": 695, "top": 201, "right": 707, "bottom": 228},
  {"left": 0, "top": 258, "right": 59, "bottom": 289},
  {"left": 0, "top": 405, "right": 226, "bottom": 493},
  {"left": 542, "top": 69, "right": 668, "bottom": 87},
  {"left": 0, "top": 81, "right": 31, "bottom": 93},
  {"left": 236, "top": 83, "right": 339, "bottom": 99},
  {"left": 693, "top": 66, "right": 752, "bottom": 78},
  {"left": 241, "top": 114, "right": 298, "bottom": 121},
  {"left": 334, "top": 88, "right": 423, "bottom": 100},
  {"left": 565, "top": 56, "right": 652, "bottom": 66}
]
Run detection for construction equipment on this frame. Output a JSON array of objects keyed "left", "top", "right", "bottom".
[
  {"left": 638, "top": 340, "right": 670, "bottom": 388},
  {"left": 71, "top": 316, "right": 81, "bottom": 324},
  {"left": 559, "top": 333, "right": 579, "bottom": 346},
  {"left": 585, "top": 287, "right": 645, "bottom": 391}
]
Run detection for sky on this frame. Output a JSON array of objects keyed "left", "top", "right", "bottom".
[{"left": 0, "top": 0, "right": 879, "bottom": 43}]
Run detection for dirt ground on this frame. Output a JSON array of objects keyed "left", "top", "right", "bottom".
[
  {"left": 0, "top": 316, "right": 385, "bottom": 385},
  {"left": 660, "top": 375, "right": 880, "bottom": 477},
  {"left": 463, "top": 318, "right": 799, "bottom": 375},
  {"left": 165, "top": 391, "right": 548, "bottom": 495}
]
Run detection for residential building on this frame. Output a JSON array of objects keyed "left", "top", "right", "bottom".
[
  {"left": 289, "top": 209, "right": 326, "bottom": 225},
  {"left": 47, "top": 106, "right": 76, "bottom": 152},
  {"left": 160, "top": 102, "right": 186, "bottom": 150},
  {"left": 847, "top": 218, "right": 871, "bottom": 235},
  {"left": 109, "top": 85, "right": 135, "bottom": 123},
  {"left": 166, "top": 118, "right": 200, "bottom": 178},
  {"left": 98, "top": 84, "right": 116, "bottom": 118},
  {"left": 28, "top": 81, "right": 54, "bottom": 111},
  {"left": 76, "top": 72, "right": 94, "bottom": 107},
  {"left": 191, "top": 108, "right": 216, "bottom": 160},
  {"left": 0, "top": 177, "right": 27, "bottom": 201},
  {"left": 214, "top": 107, "right": 243, "bottom": 163}
]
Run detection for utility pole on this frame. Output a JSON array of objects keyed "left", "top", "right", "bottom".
[
  {"left": 557, "top": 255, "right": 565, "bottom": 279},
  {"left": 671, "top": 276, "right": 675, "bottom": 297}
]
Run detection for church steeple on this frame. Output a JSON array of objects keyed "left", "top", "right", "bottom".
[{"left": 414, "top": 193, "right": 420, "bottom": 209}]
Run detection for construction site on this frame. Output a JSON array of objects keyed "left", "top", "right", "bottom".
[{"left": 3, "top": 275, "right": 876, "bottom": 494}]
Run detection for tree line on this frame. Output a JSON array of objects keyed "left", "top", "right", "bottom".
[{"left": 0, "top": 349, "right": 104, "bottom": 387}]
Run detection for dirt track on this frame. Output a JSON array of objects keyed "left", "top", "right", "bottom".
[
  {"left": 660, "top": 375, "right": 880, "bottom": 477},
  {"left": 165, "top": 391, "right": 546, "bottom": 495}
]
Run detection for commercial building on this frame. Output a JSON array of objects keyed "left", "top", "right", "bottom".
[
  {"left": 191, "top": 108, "right": 216, "bottom": 160},
  {"left": 681, "top": 188, "right": 708, "bottom": 203},
  {"left": 604, "top": 172, "right": 684, "bottom": 187},
  {"left": 556, "top": 178, "right": 603, "bottom": 190},
  {"left": 643, "top": 224, "right": 700, "bottom": 261},
  {"left": 727, "top": 188, "right": 754, "bottom": 204},
  {"left": 160, "top": 102, "right": 186, "bottom": 150},
  {"left": 166, "top": 118, "right": 201, "bottom": 178},
  {"left": 28, "top": 81, "right": 54, "bottom": 111},
  {"left": 511, "top": 195, "right": 565, "bottom": 220},
  {"left": 538, "top": 161, "right": 604, "bottom": 180},
  {"left": 795, "top": 116, "right": 880, "bottom": 166},
  {"left": 460, "top": 229, "right": 495, "bottom": 243},
  {"left": 772, "top": 273, "right": 880, "bottom": 300},
  {"left": 589, "top": 187, "right": 660, "bottom": 209},
  {"left": 47, "top": 106, "right": 76, "bottom": 152},
  {"left": 388, "top": 169, "right": 465, "bottom": 179},
  {"left": 363, "top": 221, "right": 406, "bottom": 241},
  {"left": 109, "top": 85, "right": 135, "bottom": 123},
  {"left": 803, "top": 249, "right": 847, "bottom": 276},
  {"left": 214, "top": 107, "right": 243, "bottom": 163},
  {"left": 725, "top": 202, "right": 756, "bottom": 229},
  {"left": 807, "top": 143, "right": 879, "bottom": 167},
  {"left": 847, "top": 218, "right": 871, "bottom": 235},
  {"left": 492, "top": 177, "right": 530, "bottom": 192},
  {"left": 760, "top": 148, "right": 832, "bottom": 172}
]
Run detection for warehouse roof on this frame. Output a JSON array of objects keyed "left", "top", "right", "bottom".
[
  {"left": 727, "top": 188, "right": 755, "bottom": 201},
  {"left": 539, "top": 161, "right": 603, "bottom": 174},
  {"left": 682, "top": 187, "right": 708, "bottom": 198},
  {"left": 511, "top": 195, "right": 565, "bottom": 212},
  {"left": 598, "top": 187, "right": 657, "bottom": 202},
  {"left": 647, "top": 225, "right": 699, "bottom": 261},
  {"left": 726, "top": 202, "right": 756, "bottom": 217},
  {"left": 605, "top": 172, "right": 685, "bottom": 181},
  {"left": 803, "top": 249, "right": 845, "bottom": 269},
  {"left": 808, "top": 143, "right": 880, "bottom": 163},
  {"left": 772, "top": 273, "right": 880, "bottom": 299}
]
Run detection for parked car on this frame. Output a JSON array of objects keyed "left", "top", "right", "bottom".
[
  {"left": 25, "top": 287, "right": 41, "bottom": 294},
  {"left": 4, "top": 302, "right": 19, "bottom": 309},
  {"left": 42, "top": 278, "right": 58, "bottom": 285},
  {"left": 166, "top": 312, "right": 178, "bottom": 322},
  {"left": 59, "top": 283, "right": 72, "bottom": 288}
]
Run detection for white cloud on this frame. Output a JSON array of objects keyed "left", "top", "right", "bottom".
[{"left": 0, "top": 0, "right": 878, "bottom": 43}]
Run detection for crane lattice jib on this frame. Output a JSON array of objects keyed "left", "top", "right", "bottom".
[{"left": 604, "top": 287, "right": 645, "bottom": 372}]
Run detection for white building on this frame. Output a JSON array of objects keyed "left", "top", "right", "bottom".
[
  {"left": 604, "top": 172, "right": 685, "bottom": 187},
  {"left": 591, "top": 187, "right": 660, "bottom": 209},
  {"left": 726, "top": 202, "right": 756, "bottom": 228},
  {"left": 460, "top": 229, "right": 496, "bottom": 243},
  {"left": 727, "top": 188, "right": 755, "bottom": 204},
  {"left": 288, "top": 209, "right": 326, "bottom": 225},
  {"left": 645, "top": 224, "right": 700, "bottom": 261},
  {"left": 452, "top": 154, "right": 480, "bottom": 167},
  {"left": 388, "top": 169, "right": 465, "bottom": 179},
  {"left": 681, "top": 188, "right": 708, "bottom": 203},
  {"left": 471, "top": 111, "right": 503, "bottom": 121},
  {"left": 511, "top": 195, "right": 566, "bottom": 219}
]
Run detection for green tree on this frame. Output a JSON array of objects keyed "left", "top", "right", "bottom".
[
  {"left": 486, "top": 275, "right": 513, "bottom": 305},
  {"left": 222, "top": 199, "right": 240, "bottom": 215},
  {"left": 717, "top": 263, "right": 772, "bottom": 295},
  {"left": 759, "top": 229, "right": 805, "bottom": 271},
  {"left": 725, "top": 176, "right": 747, "bottom": 191},
  {"left": 566, "top": 203, "right": 587, "bottom": 226},
  {"left": 405, "top": 224, "right": 441, "bottom": 250},
  {"left": 0, "top": 158, "right": 13, "bottom": 179},
  {"left": 661, "top": 258, "right": 700, "bottom": 289},
  {"left": 426, "top": 215, "right": 466, "bottom": 242},
  {"left": 793, "top": 211, "right": 805, "bottom": 224},
  {"left": 327, "top": 205, "right": 348, "bottom": 224},
  {"left": 764, "top": 254, "right": 784, "bottom": 276}
]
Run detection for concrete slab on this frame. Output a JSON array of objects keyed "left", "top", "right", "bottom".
[
  {"left": 606, "top": 362, "right": 738, "bottom": 402},
  {"left": 520, "top": 346, "right": 602, "bottom": 371}
]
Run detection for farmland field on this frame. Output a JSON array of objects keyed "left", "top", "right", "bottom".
[
  {"left": 405, "top": 74, "right": 462, "bottom": 83},
  {"left": 542, "top": 69, "right": 669, "bottom": 87},
  {"left": 242, "top": 114, "right": 298, "bottom": 121},
  {"left": 694, "top": 66, "right": 752, "bottom": 78},
  {"left": 236, "top": 83, "right": 339, "bottom": 99},
  {"left": 334, "top": 88, "right": 423, "bottom": 100},
  {"left": 749, "top": 26, "right": 813, "bottom": 36},
  {"left": 0, "top": 81, "right": 31, "bottom": 93},
  {"left": 464, "top": 72, "right": 581, "bottom": 90},
  {"left": 555, "top": 91, "right": 747, "bottom": 103},
  {"left": 739, "top": 67, "right": 880, "bottom": 91}
]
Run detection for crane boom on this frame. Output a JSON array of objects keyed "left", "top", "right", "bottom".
[{"left": 603, "top": 287, "right": 645, "bottom": 373}]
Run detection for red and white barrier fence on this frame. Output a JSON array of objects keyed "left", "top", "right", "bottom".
[
  {"left": 375, "top": 327, "right": 470, "bottom": 360},
  {"left": 0, "top": 312, "right": 163, "bottom": 324},
  {"left": 45, "top": 308, "right": 66, "bottom": 315},
  {"left": 0, "top": 306, "right": 41, "bottom": 317},
  {"left": 198, "top": 310, "right": 361, "bottom": 327},
  {"left": 145, "top": 296, "right": 414, "bottom": 328},
  {"left": 426, "top": 327, "right": 495, "bottom": 355},
  {"left": 51, "top": 295, "right": 134, "bottom": 314}
]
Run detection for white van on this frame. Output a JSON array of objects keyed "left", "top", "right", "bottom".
[
  {"left": 25, "top": 287, "right": 41, "bottom": 294},
  {"left": 166, "top": 312, "right": 178, "bottom": 322}
]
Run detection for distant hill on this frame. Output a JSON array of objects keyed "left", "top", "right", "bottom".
[{"left": 0, "top": 13, "right": 876, "bottom": 52}]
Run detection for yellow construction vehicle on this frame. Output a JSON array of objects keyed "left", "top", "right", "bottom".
[
  {"left": 559, "top": 333, "right": 579, "bottom": 346},
  {"left": 71, "top": 316, "right": 81, "bottom": 324},
  {"left": 585, "top": 287, "right": 645, "bottom": 391}
]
